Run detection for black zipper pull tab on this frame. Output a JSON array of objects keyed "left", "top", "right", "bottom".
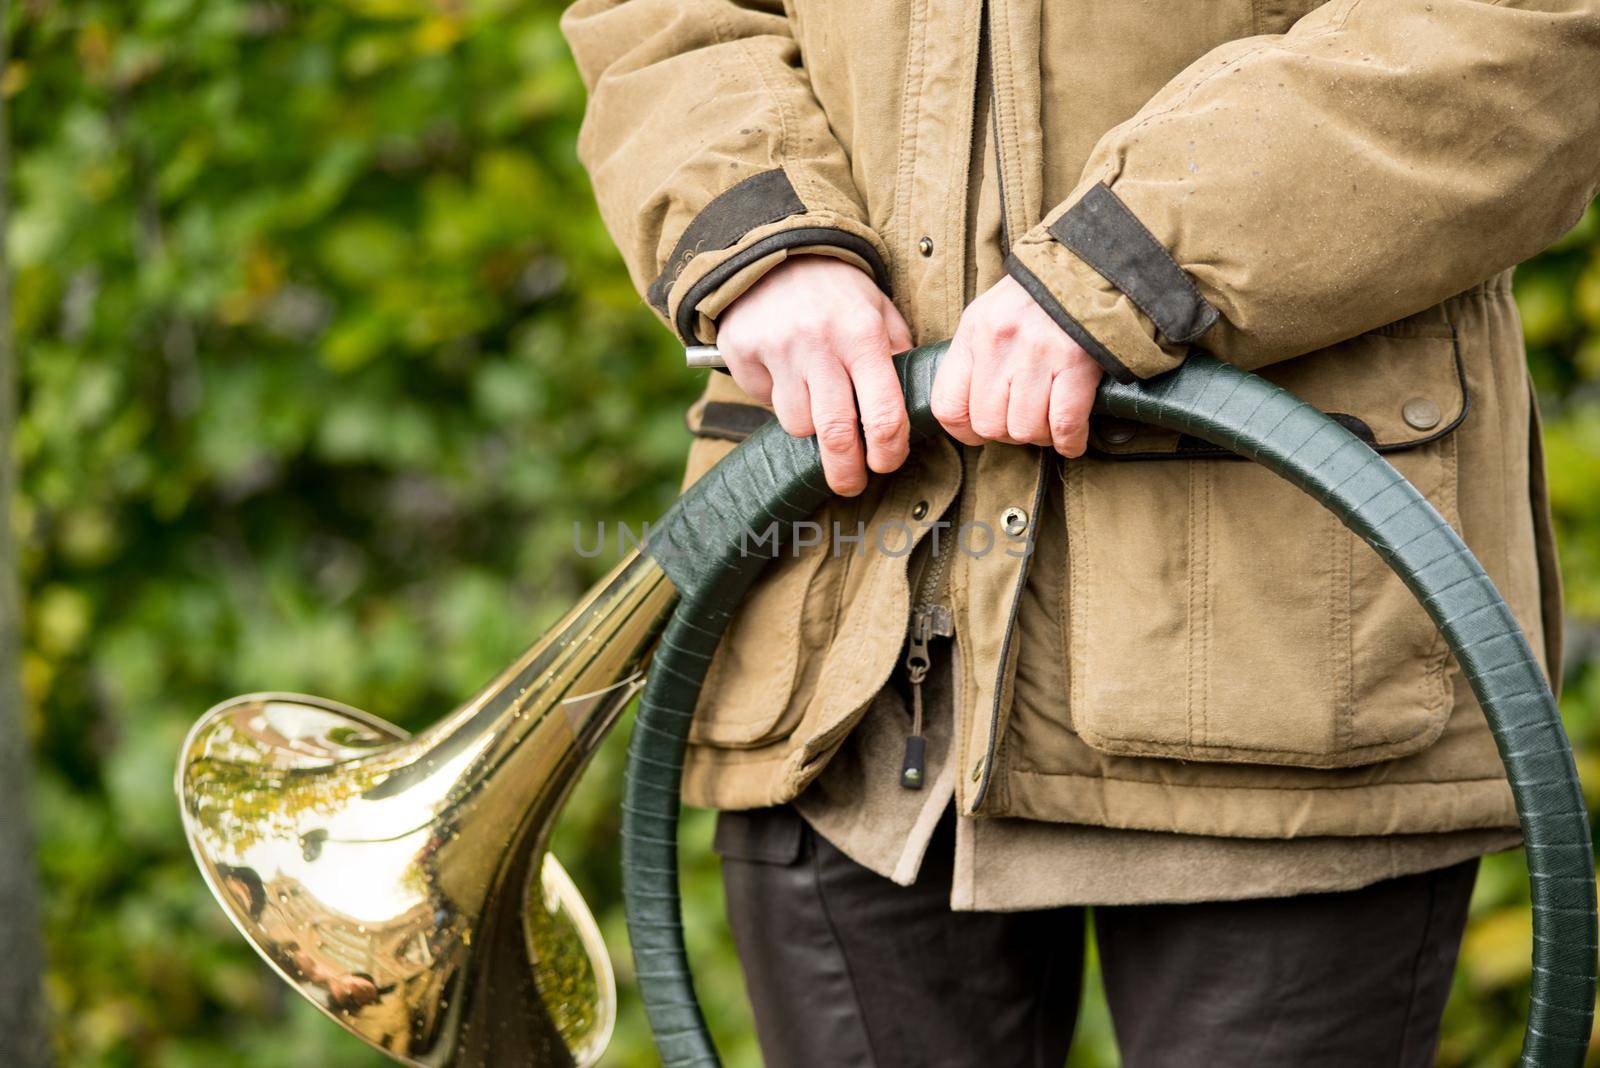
[
  {"left": 901, "top": 609, "right": 933, "bottom": 790},
  {"left": 901, "top": 732, "right": 927, "bottom": 791}
]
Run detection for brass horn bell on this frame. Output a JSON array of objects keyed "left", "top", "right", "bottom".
[{"left": 176, "top": 551, "right": 679, "bottom": 1067}]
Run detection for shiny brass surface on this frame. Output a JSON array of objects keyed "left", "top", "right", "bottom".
[{"left": 177, "top": 551, "right": 678, "bottom": 1067}]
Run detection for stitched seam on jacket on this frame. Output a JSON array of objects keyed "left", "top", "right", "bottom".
[
  {"left": 1007, "top": 769, "right": 1514, "bottom": 792},
  {"left": 1430, "top": 432, "right": 1460, "bottom": 719},
  {"left": 730, "top": 13, "right": 795, "bottom": 186},
  {"left": 971, "top": 453, "right": 1048, "bottom": 811},
  {"left": 1072, "top": 713, "right": 1453, "bottom": 763},
  {"left": 1333, "top": 486, "right": 1354, "bottom": 754},
  {"left": 990, "top": 0, "right": 1026, "bottom": 241},
  {"left": 890, "top": 0, "right": 931, "bottom": 297},
  {"left": 1184, "top": 462, "right": 1199, "bottom": 751},
  {"left": 943, "top": 0, "right": 985, "bottom": 330},
  {"left": 1200, "top": 462, "right": 1214, "bottom": 748},
  {"left": 1064, "top": 463, "right": 1086, "bottom": 732}
]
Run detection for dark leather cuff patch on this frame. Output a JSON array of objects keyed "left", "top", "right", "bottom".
[
  {"left": 1049, "top": 183, "right": 1220, "bottom": 345},
  {"left": 648, "top": 169, "right": 807, "bottom": 314},
  {"left": 692, "top": 400, "right": 775, "bottom": 442},
  {"left": 1005, "top": 252, "right": 1138, "bottom": 384}
]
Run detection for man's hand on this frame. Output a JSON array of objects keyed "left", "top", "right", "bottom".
[
  {"left": 932, "top": 275, "right": 1103, "bottom": 457},
  {"left": 716, "top": 255, "right": 913, "bottom": 496}
]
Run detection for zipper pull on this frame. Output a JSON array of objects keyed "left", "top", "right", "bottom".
[{"left": 900, "top": 609, "right": 936, "bottom": 790}]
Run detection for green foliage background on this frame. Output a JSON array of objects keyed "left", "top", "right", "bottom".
[{"left": 8, "top": 2, "right": 1599, "bottom": 1065}]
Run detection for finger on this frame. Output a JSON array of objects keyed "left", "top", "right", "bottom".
[
  {"left": 1007, "top": 359, "right": 1056, "bottom": 446},
  {"left": 840, "top": 329, "right": 910, "bottom": 476},
  {"left": 931, "top": 329, "right": 981, "bottom": 445},
  {"left": 720, "top": 338, "right": 775, "bottom": 403},
  {"left": 769, "top": 368, "right": 814, "bottom": 439},
  {"left": 807, "top": 358, "right": 868, "bottom": 496},
  {"left": 1048, "top": 365, "right": 1096, "bottom": 458},
  {"left": 881, "top": 297, "right": 914, "bottom": 353},
  {"left": 849, "top": 359, "right": 911, "bottom": 475},
  {"left": 967, "top": 331, "right": 1015, "bottom": 443}
]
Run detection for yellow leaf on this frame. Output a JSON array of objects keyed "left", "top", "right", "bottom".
[
  {"left": 33, "top": 584, "right": 93, "bottom": 658},
  {"left": 1460, "top": 906, "right": 1533, "bottom": 991},
  {"left": 2, "top": 60, "right": 29, "bottom": 98},
  {"left": 415, "top": 15, "right": 465, "bottom": 53}
]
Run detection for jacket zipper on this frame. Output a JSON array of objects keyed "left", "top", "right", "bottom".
[
  {"left": 898, "top": 3, "right": 1007, "bottom": 793},
  {"left": 900, "top": 521, "right": 954, "bottom": 789}
]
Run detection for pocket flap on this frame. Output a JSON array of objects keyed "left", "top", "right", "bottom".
[{"left": 1089, "top": 326, "right": 1466, "bottom": 458}]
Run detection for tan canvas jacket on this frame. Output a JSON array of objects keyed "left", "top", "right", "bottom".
[{"left": 561, "top": 0, "right": 1598, "bottom": 839}]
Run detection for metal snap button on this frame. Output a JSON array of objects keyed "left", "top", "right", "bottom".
[
  {"left": 1402, "top": 397, "right": 1442, "bottom": 431},
  {"left": 911, "top": 499, "right": 929, "bottom": 521},
  {"left": 1100, "top": 418, "right": 1138, "bottom": 446},
  {"left": 1001, "top": 506, "right": 1028, "bottom": 537},
  {"left": 917, "top": 236, "right": 934, "bottom": 257}
]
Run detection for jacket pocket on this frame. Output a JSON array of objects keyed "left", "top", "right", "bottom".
[
  {"left": 679, "top": 374, "right": 852, "bottom": 749},
  {"left": 1062, "top": 319, "right": 1466, "bottom": 768}
]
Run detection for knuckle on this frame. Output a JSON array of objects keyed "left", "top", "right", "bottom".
[
  {"left": 1051, "top": 415, "right": 1083, "bottom": 439},
  {"left": 970, "top": 414, "right": 1004, "bottom": 440},
  {"left": 777, "top": 412, "right": 812, "bottom": 438},
  {"left": 837, "top": 307, "right": 884, "bottom": 341},
  {"left": 838, "top": 334, "right": 890, "bottom": 366},
  {"left": 793, "top": 321, "right": 830, "bottom": 352},
  {"left": 814, "top": 417, "right": 860, "bottom": 451},
  {"left": 1008, "top": 412, "right": 1042, "bottom": 439},
  {"left": 1030, "top": 335, "right": 1062, "bottom": 362},
  {"left": 859, "top": 393, "right": 905, "bottom": 425},
  {"left": 987, "top": 318, "right": 1020, "bottom": 345},
  {"left": 862, "top": 417, "right": 904, "bottom": 447},
  {"left": 736, "top": 377, "right": 774, "bottom": 405},
  {"left": 930, "top": 391, "right": 967, "bottom": 425}
]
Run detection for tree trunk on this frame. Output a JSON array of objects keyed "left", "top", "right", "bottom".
[{"left": 0, "top": 0, "right": 54, "bottom": 1062}]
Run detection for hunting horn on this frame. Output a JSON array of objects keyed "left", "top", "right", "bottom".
[{"left": 175, "top": 548, "right": 678, "bottom": 1067}]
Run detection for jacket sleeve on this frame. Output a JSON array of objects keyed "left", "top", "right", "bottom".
[
  {"left": 561, "top": 0, "right": 890, "bottom": 345},
  {"left": 1004, "top": 0, "right": 1600, "bottom": 382}
]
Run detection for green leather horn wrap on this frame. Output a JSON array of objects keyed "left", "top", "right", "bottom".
[{"left": 627, "top": 342, "right": 1597, "bottom": 1067}]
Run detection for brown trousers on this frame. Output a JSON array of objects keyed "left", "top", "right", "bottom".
[{"left": 715, "top": 805, "right": 1476, "bottom": 1068}]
